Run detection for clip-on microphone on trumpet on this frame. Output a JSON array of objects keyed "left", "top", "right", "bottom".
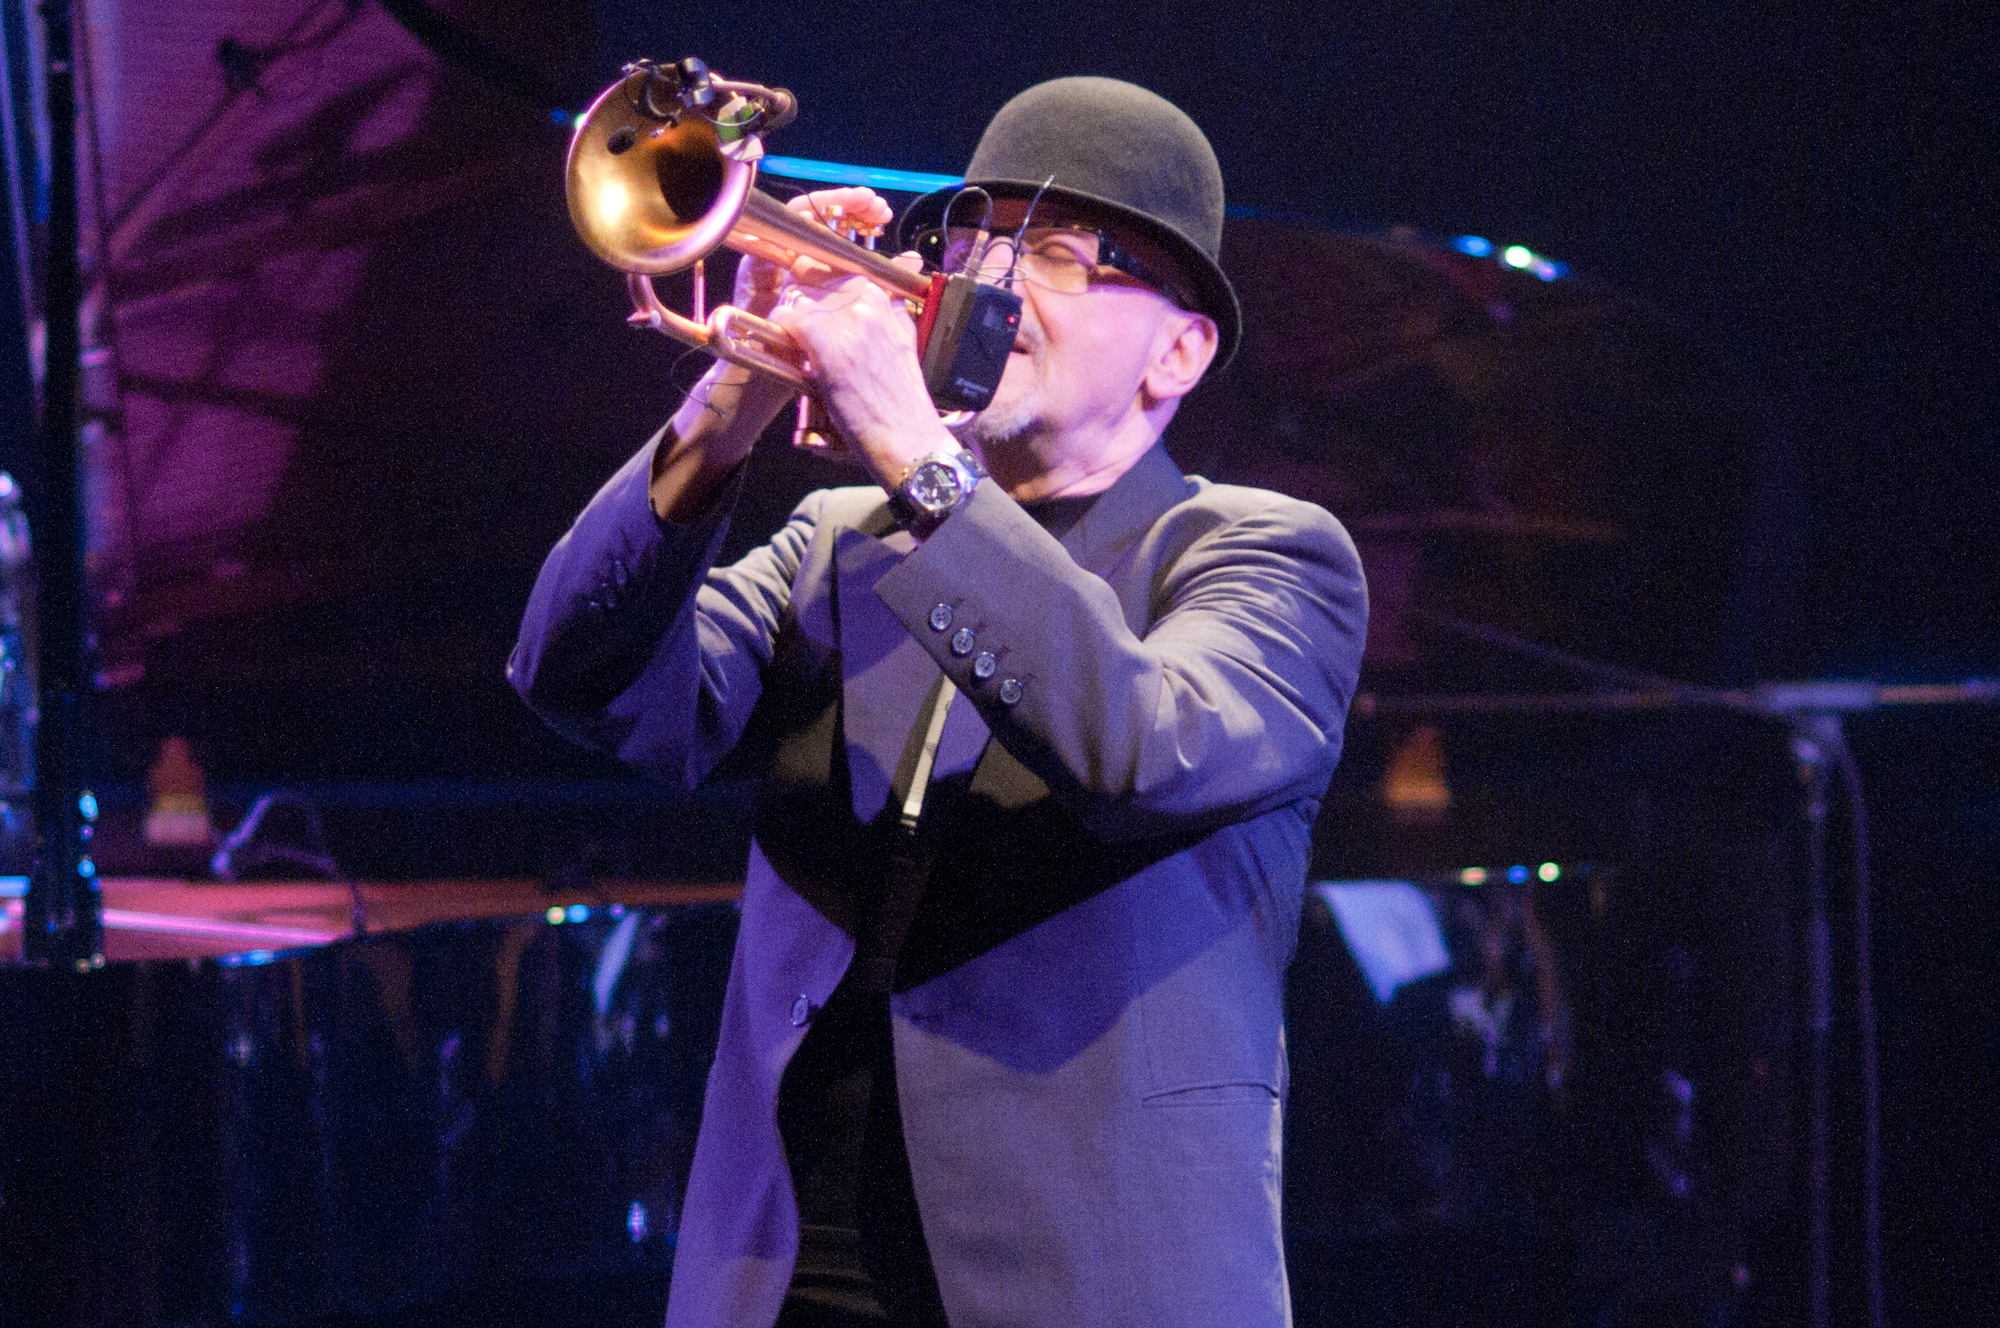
[{"left": 915, "top": 273, "right": 1021, "bottom": 412}]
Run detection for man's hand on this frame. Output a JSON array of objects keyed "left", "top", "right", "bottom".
[
  {"left": 772, "top": 254, "right": 960, "bottom": 493},
  {"left": 761, "top": 185, "right": 964, "bottom": 494},
  {"left": 652, "top": 187, "right": 904, "bottom": 519},
  {"left": 732, "top": 185, "right": 894, "bottom": 319},
  {"left": 652, "top": 185, "right": 962, "bottom": 517}
]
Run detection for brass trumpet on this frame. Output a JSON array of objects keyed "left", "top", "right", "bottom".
[{"left": 565, "top": 59, "right": 1018, "bottom": 450}]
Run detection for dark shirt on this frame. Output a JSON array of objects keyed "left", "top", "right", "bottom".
[
  {"left": 1019, "top": 490, "right": 1099, "bottom": 541},
  {"left": 849, "top": 489, "right": 1101, "bottom": 993},
  {"left": 780, "top": 488, "right": 1100, "bottom": 1326}
]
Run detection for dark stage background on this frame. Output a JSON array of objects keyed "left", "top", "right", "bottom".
[{"left": 0, "top": 1, "right": 1993, "bottom": 1324}]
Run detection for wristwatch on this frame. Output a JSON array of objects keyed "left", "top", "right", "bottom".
[{"left": 889, "top": 448, "right": 988, "bottom": 535}]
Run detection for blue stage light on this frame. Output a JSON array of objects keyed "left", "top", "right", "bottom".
[
  {"left": 1454, "top": 234, "right": 1568, "bottom": 280},
  {"left": 759, "top": 155, "right": 963, "bottom": 193},
  {"left": 1506, "top": 864, "right": 1530, "bottom": 884}
]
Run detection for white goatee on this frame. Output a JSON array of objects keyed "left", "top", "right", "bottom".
[{"left": 951, "top": 322, "right": 1045, "bottom": 448}]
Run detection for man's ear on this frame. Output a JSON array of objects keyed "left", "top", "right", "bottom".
[{"left": 1141, "top": 308, "right": 1219, "bottom": 406}]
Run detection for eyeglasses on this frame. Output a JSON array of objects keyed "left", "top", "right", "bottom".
[{"left": 911, "top": 224, "right": 1192, "bottom": 309}]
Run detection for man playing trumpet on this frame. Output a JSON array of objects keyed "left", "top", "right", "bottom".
[{"left": 513, "top": 75, "right": 1367, "bottom": 1328}]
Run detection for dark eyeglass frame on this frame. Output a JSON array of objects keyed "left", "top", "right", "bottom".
[{"left": 912, "top": 224, "right": 1195, "bottom": 312}]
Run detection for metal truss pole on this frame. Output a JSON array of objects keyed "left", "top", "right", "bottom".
[{"left": 22, "top": 0, "right": 99, "bottom": 967}]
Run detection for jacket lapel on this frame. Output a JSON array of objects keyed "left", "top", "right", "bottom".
[
  {"left": 832, "top": 448, "right": 1192, "bottom": 824},
  {"left": 1056, "top": 443, "right": 1193, "bottom": 581},
  {"left": 968, "top": 445, "right": 1192, "bottom": 808}
]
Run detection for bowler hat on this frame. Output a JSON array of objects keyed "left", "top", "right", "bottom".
[{"left": 898, "top": 77, "right": 1241, "bottom": 368}]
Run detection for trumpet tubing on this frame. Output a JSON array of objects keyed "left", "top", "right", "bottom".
[
  {"left": 565, "top": 58, "right": 1021, "bottom": 449},
  {"left": 565, "top": 62, "right": 927, "bottom": 396}
]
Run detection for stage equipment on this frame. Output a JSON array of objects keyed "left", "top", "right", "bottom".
[
  {"left": 1346, "top": 675, "right": 1996, "bottom": 1328},
  {"left": 0, "top": 884, "right": 744, "bottom": 1325},
  {"left": 211, "top": 789, "right": 369, "bottom": 938},
  {"left": 20, "top": 0, "right": 100, "bottom": 966},
  {"left": 1287, "top": 865, "right": 1770, "bottom": 1324},
  {"left": 0, "top": 474, "right": 32, "bottom": 870},
  {"left": 564, "top": 58, "right": 1020, "bottom": 451}
]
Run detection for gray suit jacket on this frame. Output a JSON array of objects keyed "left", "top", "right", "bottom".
[{"left": 511, "top": 439, "right": 1367, "bottom": 1327}]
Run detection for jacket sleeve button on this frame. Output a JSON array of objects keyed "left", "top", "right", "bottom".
[
  {"left": 972, "top": 651, "right": 998, "bottom": 680},
  {"left": 950, "top": 627, "right": 976, "bottom": 657},
  {"left": 998, "top": 677, "right": 1023, "bottom": 705},
  {"left": 790, "top": 995, "right": 815, "bottom": 1027},
  {"left": 929, "top": 603, "right": 954, "bottom": 632}
]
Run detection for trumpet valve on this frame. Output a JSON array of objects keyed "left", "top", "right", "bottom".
[{"left": 794, "top": 394, "right": 844, "bottom": 455}]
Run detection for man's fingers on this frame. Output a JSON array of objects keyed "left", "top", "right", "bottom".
[
  {"left": 783, "top": 186, "right": 895, "bottom": 233},
  {"left": 783, "top": 185, "right": 874, "bottom": 214},
  {"left": 786, "top": 243, "right": 918, "bottom": 290},
  {"left": 789, "top": 254, "right": 838, "bottom": 287},
  {"left": 788, "top": 255, "right": 899, "bottom": 294},
  {"left": 780, "top": 274, "right": 886, "bottom": 323}
]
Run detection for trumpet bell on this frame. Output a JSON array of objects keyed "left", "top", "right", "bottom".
[
  {"left": 565, "top": 68, "right": 756, "bottom": 276},
  {"left": 558, "top": 57, "right": 998, "bottom": 448}
]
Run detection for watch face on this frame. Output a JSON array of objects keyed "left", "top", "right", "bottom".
[{"left": 910, "top": 461, "right": 963, "bottom": 512}]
